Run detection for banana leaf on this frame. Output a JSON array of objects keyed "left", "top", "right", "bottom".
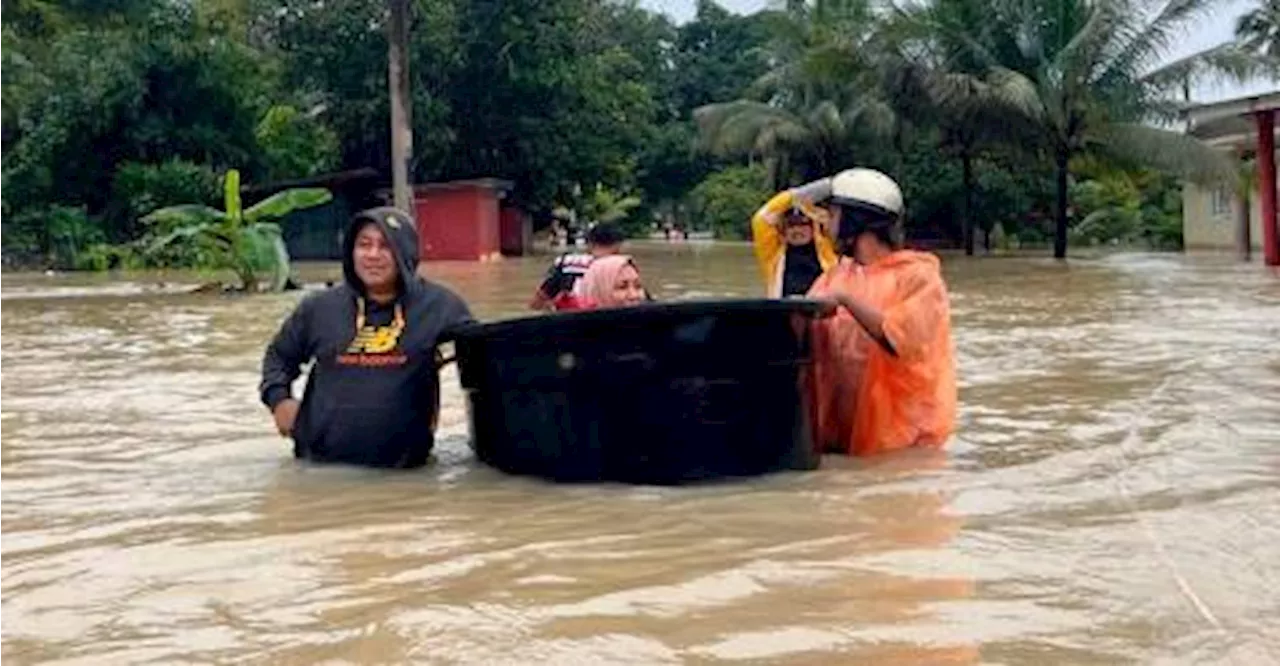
[
  {"left": 234, "top": 223, "right": 290, "bottom": 292},
  {"left": 243, "top": 188, "right": 333, "bottom": 223},
  {"left": 145, "top": 222, "right": 216, "bottom": 255},
  {"left": 141, "top": 205, "right": 225, "bottom": 230}
]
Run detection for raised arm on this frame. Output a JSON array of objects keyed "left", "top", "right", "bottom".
[{"left": 751, "top": 177, "right": 834, "bottom": 287}]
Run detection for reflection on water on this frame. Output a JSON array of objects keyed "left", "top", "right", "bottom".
[{"left": 3, "top": 243, "right": 1279, "bottom": 664}]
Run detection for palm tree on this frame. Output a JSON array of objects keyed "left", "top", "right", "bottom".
[
  {"left": 882, "top": 0, "right": 1041, "bottom": 254},
  {"left": 934, "top": 0, "right": 1274, "bottom": 258},
  {"left": 1237, "top": 0, "right": 1280, "bottom": 57},
  {"left": 692, "top": 0, "right": 898, "bottom": 189},
  {"left": 692, "top": 97, "right": 894, "bottom": 189}
]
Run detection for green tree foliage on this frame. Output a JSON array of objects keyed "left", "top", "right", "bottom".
[
  {"left": 2, "top": 3, "right": 271, "bottom": 254},
  {"left": 686, "top": 164, "right": 774, "bottom": 240},
  {"left": 5, "top": 0, "right": 1277, "bottom": 269},
  {"left": 919, "top": 0, "right": 1271, "bottom": 257},
  {"left": 255, "top": 105, "right": 341, "bottom": 182}
]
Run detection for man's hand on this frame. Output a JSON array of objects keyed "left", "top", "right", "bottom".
[
  {"left": 272, "top": 399, "right": 300, "bottom": 437},
  {"left": 814, "top": 297, "right": 841, "bottom": 318}
]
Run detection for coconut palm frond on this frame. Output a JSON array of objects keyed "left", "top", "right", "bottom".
[
  {"left": 842, "top": 97, "right": 899, "bottom": 140},
  {"left": 1237, "top": 1, "right": 1280, "bottom": 57},
  {"left": 1090, "top": 122, "right": 1236, "bottom": 185},
  {"left": 1141, "top": 41, "right": 1280, "bottom": 94},
  {"left": 1052, "top": 0, "right": 1130, "bottom": 81},
  {"left": 1099, "top": 0, "right": 1224, "bottom": 83}
]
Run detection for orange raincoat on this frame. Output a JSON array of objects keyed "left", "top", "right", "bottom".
[{"left": 806, "top": 251, "right": 957, "bottom": 456}]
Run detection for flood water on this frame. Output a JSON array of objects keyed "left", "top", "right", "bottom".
[{"left": 3, "top": 242, "right": 1279, "bottom": 665}]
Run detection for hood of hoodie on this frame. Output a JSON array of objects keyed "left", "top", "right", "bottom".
[{"left": 342, "top": 207, "right": 421, "bottom": 296}]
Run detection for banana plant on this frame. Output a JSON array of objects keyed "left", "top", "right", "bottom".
[
  {"left": 576, "top": 183, "right": 642, "bottom": 226},
  {"left": 141, "top": 169, "right": 332, "bottom": 292}
]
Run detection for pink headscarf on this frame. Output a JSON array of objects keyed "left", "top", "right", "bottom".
[{"left": 579, "top": 254, "right": 640, "bottom": 307}]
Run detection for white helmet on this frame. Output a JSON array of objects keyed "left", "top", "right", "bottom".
[{"left": 829, "top": 168, "right": 904, "bottom": 218}]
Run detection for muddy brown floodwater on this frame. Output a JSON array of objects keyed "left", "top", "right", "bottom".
[{"left": 3, "top": 242, "right": 1279, "bottom": 665}]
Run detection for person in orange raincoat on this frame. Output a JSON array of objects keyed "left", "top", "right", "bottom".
[
  {"left": 751, "top": 181, "right": 840, "bottom": 298},
  {"left": 804, "top": 168, "right": 957, "bottom": 457}
]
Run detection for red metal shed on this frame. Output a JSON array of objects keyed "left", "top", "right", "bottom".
[{"left": 410, "top": 178, "right": 514, "bottom": 262}]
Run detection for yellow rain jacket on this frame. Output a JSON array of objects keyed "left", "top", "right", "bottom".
[{"left": 751, "top": 190, "right": 839, "bottom": 298}]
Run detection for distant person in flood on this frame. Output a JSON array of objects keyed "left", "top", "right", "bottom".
[
  {"left": 752, "top": 180, "right": 840, "bottom": 298},
  {"left": 804, "top": 168, "right": 957, "bottom": 457},
  {"left": 259, "top": 207, "right": 474, "bottom": 469},
  {"left": 528, "top": 223, "right": 625, "bottom": 311}
]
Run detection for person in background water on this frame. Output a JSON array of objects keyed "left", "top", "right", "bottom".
[
  {"left": 575, "top": 254, "right": 648, "bottom": 309},
  {"left": 528, "top": 223, "right": 625, "bottom": 311},
  {"left": 259, "top": 207, "right": 474, "bottom": 469},
  {"left": 751, "top": 180, "right": 840, "bottom": 298},
  {"left": 805, "top": 168, "right": 957, "bottom": 457}
]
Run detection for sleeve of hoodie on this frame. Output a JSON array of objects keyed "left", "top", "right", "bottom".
[
  {"left": 259, "top": 293, "right": 319, "bottom": 410},
  {"left": 439, "top": 289, "right": 476, "bottom": 338}
]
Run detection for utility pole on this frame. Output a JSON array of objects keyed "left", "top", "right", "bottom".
[{"left": 388, "top": 0, "right": 413, "bottom": 216}]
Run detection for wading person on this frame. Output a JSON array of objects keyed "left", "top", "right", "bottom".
[
  {"left": 751, "top": 181, "right": 839, "bottom": 298},
  {"left": 578, "top": 254, "right": 648, "bottom": 308},
  {"left": 529, "top": 223, "right": 625, "bottom": 311},
  {"left": 259, "top": 207, "right": 474, "bottom": 469},
  {"left": 549, "top": 254, "right": 651, "bottom": 311},
  {"left": 805, "top": 168, "right": 957, "bottom": 456}
]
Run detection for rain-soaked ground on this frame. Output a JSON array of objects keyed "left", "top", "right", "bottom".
[{"left": 3, "top": 242, "right": 1278, "bottom": 665}]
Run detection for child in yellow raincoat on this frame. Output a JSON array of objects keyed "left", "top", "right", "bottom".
[
  {"left": 804, "top": 168, "right": 957, "bottom": 457},
  {"left": 751, "top": 180, "right": 840, "bottom": 298}
]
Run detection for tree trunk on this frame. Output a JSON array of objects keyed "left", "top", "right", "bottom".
[
  {"left": 388, "top": 0, "right": 414, "bottom": 217},
  {"left": 1053, "top": 149, "right": 1070, "bottom": 259},
  {"left": 961, "top": 150, "right": 975, "bottom": 256},
  {"left": 893, "top": 124, "right": 906, "bottom": 183}
]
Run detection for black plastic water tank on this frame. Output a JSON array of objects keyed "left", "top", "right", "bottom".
[{"left": 447, "top": 299, "right": 827, "bottom": 485}]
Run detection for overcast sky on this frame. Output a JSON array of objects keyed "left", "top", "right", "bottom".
[{"left": 638, "top": 0, "right": 1276, "bottom": 104}]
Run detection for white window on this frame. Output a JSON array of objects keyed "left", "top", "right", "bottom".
[{"left": 1211, "top": 187, "right": 1232, "bottom": 216}]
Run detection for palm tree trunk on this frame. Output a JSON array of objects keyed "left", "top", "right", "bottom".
[
  {"left": 1053, "top": 149, "right": 1070, "bottom": 259},
  {"left": 893, "top": 124, "right": 906, "bottom": 182},
  {"left": 962, "top": 150, "right": 975, "bottom": 256}
]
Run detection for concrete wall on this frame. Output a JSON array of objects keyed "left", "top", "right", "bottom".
[{"left": 1182, "top": 179, "right": 1271, "bottom": 252}]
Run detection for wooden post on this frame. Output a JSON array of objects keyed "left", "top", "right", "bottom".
[{"left": 388, "top": 0, "right": 413, "bottom": 218}]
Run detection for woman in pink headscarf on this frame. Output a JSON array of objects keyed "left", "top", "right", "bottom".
[{"left": 565, "top": 254, "right": 648, "bottom": 310}]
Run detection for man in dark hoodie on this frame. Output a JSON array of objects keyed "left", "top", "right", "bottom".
[{"left": 259, "top": 207, "right": 474, "bottom": 469}]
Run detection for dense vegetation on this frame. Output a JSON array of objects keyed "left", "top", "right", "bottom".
[{"left": 4, "top": 0, "right": 1278, "bottom": 272}]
